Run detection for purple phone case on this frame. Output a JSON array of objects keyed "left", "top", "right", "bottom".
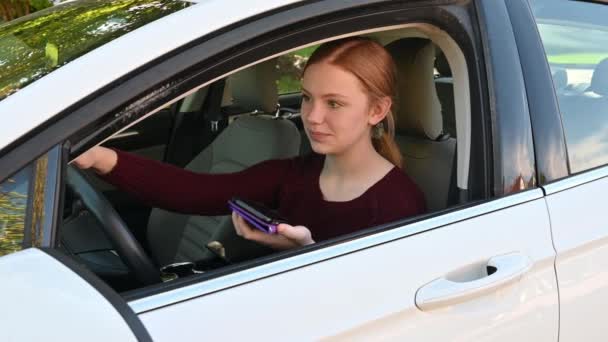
[{"left": 228, "top": 201, "right": 280, "bottom": 234}]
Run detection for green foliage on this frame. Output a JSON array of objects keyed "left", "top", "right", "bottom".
[
  {"left": 0, "top": 0, "right": 191, "bottom": 100},
  {"left": 30, "top": 0, "right": 53, "bottom": 12},
  {"left": 0, "top": 182, "right": 27, "bottom": 257},
  {"left": 548, "top": 53, "right": 608, "bottom": 65},
  {"left": 276, "top": 45, "right": 317, "bottom": 94}
]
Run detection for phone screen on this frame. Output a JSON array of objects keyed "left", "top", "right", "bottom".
[{"left": 234, "top": 199, "right": 274, "bottom": 223}]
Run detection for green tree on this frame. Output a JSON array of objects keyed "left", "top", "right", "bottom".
[
  {"left": 0, "top": 0, "right": 190, "bottom": 100},
  {"left": 0, "top": 0, "right": 53, "bottom": 22}
]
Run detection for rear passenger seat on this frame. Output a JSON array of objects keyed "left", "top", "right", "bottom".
[{"left": 385, "top": 38, "right": 457, "bottom": 212}]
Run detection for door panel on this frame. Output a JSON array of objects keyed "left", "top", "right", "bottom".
[
  {"left": 0, "top": 249, "right": 139, "bottom": 341},
  {"left": 139, "top": 194, "right": 558, "bottom": 341},
  {"left": 545, "top": 175, "right": 608, "bottom": 341}
]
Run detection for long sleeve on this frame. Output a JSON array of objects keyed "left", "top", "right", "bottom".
[{"left": 100, "top": 149, "right": 293, "bottom": 216}]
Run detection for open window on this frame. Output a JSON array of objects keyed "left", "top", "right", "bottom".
[{"left": 55, "top": 19, "right": 479, "bottom": 295}]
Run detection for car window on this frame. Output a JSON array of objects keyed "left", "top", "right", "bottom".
[
  {"left": 0, "top": 0, "right": 192, "bottom": 101},
  {"left": 530, "top": 0, "right": 608, "bottom": 173},
  {"left": 62, "top": 15, "right": 479, "bottom": 294},
  {"left": 277, "top": 45, "right": 318, "bottom": 94},
  {"left": 0, "top": 165, "right": 32, "bottom": 256}
]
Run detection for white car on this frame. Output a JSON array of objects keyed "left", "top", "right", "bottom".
[{"left": 0, "top": 0, "right": 607, "bottom": 340}]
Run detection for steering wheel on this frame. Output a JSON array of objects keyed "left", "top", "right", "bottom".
[{"left": 66, "top": 165, "right": 161, "bottom": 285}]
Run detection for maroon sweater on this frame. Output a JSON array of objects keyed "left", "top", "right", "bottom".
[{"left": 102, "top": 150, "right": 426, "bottom": 241}]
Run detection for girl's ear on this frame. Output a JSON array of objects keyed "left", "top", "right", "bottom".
[{"left": 368, "top": 96, "right": 392, "bottom": 126}]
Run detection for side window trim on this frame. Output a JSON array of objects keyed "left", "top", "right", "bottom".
[{"left": 543, "top": 163, "right": 608, "bottom": 195}]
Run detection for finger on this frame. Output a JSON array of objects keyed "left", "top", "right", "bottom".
[
  {"left": 277, "top": 223, "right": 309, "bottom": 241},
  {"left": 234, "top": 213, "right": 269, "bottom": 241},
  {"left": 232, "top": 212, "right": 244, "bottom": 236}
]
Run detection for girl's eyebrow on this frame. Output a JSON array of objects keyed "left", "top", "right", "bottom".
[{"left": 301, "top": 87, "right": 348, "bottom": 99}]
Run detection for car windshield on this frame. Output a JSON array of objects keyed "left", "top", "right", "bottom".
[{"left": 0, "top": 0, "right": 192, "bottom": 101}]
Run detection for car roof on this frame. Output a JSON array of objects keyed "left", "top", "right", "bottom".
[{"left": 0, "top": 0, "right": 302, "bottom": 153}]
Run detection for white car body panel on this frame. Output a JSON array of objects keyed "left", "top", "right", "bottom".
[
  {"left": 139, "top": 194, "right": 558, "bottom": 341},
  {"left": 0, "top": 249, "right": 137, "bottom": 341},
  {"left": 0, "top": 0, "right": 302, "bottom": 151},
  {"left": 545, "top": 174, "right": 608, "bottom": 341}
]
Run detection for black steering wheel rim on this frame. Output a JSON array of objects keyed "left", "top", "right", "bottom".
[{"left": 66, "top": 165, "right": 161, "bottom": 285}]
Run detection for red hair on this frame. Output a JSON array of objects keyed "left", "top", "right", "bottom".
[{"left": 302, "top": 37, "right": 403, "bottom": 168}]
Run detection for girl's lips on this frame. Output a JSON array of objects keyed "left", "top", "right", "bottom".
[{"left": 309, "top": 131, "right": 331, "bottom": 141}]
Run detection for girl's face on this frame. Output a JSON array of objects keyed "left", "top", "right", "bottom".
[{"left": 301, "top": 62, "right": 389, "bottom": 156}]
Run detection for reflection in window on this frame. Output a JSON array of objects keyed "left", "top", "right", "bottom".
[
  {"left": 0, "top": 166, "right": 31, "bottom": 257},
  {"left": 0, "top": 155, "right": 50, "bottom": 257},
  {"left": 0, "top": 0, "right": 192, "bottom": 101},
  {"left": 276, "top": 46, "right": 318, "bottom": 94},
  {"left": 531, "top": 0, "right": 608, "bottom": 173}
]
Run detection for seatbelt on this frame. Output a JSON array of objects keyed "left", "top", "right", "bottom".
[
  {"left": 163, "top": 99, "right": 185, "bottom": 164},
  {"left": 446, "top": 143, "right": 460, "bottom": 207},
  {"left": 203, "top": 81, "right": 226, "bottom": 134},
  {"left": 194, "top": 81, "right": 227, "bottom": 159}
]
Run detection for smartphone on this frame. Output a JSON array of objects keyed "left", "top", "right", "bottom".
[{"left": 228, "top": 198, "right": 287, "bottom": 234}]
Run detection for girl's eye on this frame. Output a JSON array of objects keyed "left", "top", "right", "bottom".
[
  {"left": 328, "top": 100, "right": 341, "bottom": 109},
  {"left": 302, "top": 94, "right": 310, "bottom": 102}
]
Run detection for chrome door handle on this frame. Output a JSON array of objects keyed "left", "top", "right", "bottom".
[{"left": 415, "top": 252, "right": 532, "bottom": 311}]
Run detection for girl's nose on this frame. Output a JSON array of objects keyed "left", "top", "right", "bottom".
[{"left": 304, "top": 103, "right": 324, "bottom": 124}]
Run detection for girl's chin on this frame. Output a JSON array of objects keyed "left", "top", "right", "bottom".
[{"left": 309, "top": 141, "right": 334, "bottom": 155}]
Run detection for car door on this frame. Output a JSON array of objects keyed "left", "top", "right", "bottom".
[
  {"left": 523, "top": 0, "right": 608, "bottom": 340},
  {"left": 119, "top": 1, "right": 558, "bottom": 340},
  {"left": 133, "top": 191, "right": 557, "bottom": 341}
]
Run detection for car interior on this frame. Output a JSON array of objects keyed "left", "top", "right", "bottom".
[{"left": 58, "top": 26, "right": 470, "bottom": 292}]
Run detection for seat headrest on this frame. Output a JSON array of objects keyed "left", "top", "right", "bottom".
[
  {"left": 589, "top": 58, "right": 608, "bottom": 96},
  {"left": 227, "top": 59, "right": 279, "bottom": 113},
  {"left": 552, "top": 68, "right": 568, "bottom": 90},
  {"left": 209, "top": 116, "right": 300, "bottom": 169},
  {"left": 385, "top": 38, "right": 444, "bottom": 140}
]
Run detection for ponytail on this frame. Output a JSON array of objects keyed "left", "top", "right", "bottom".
[{"left": 372, "top": 113, "right": 403, "bottom": 168}]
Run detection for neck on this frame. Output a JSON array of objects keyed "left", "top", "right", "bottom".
[{"left": 323, "top": 137, "right": 382, "bottom": 178}]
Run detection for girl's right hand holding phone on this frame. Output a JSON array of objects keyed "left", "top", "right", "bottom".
[{"left": 232, "top": 211, "right": 315, "bottom": 250}]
